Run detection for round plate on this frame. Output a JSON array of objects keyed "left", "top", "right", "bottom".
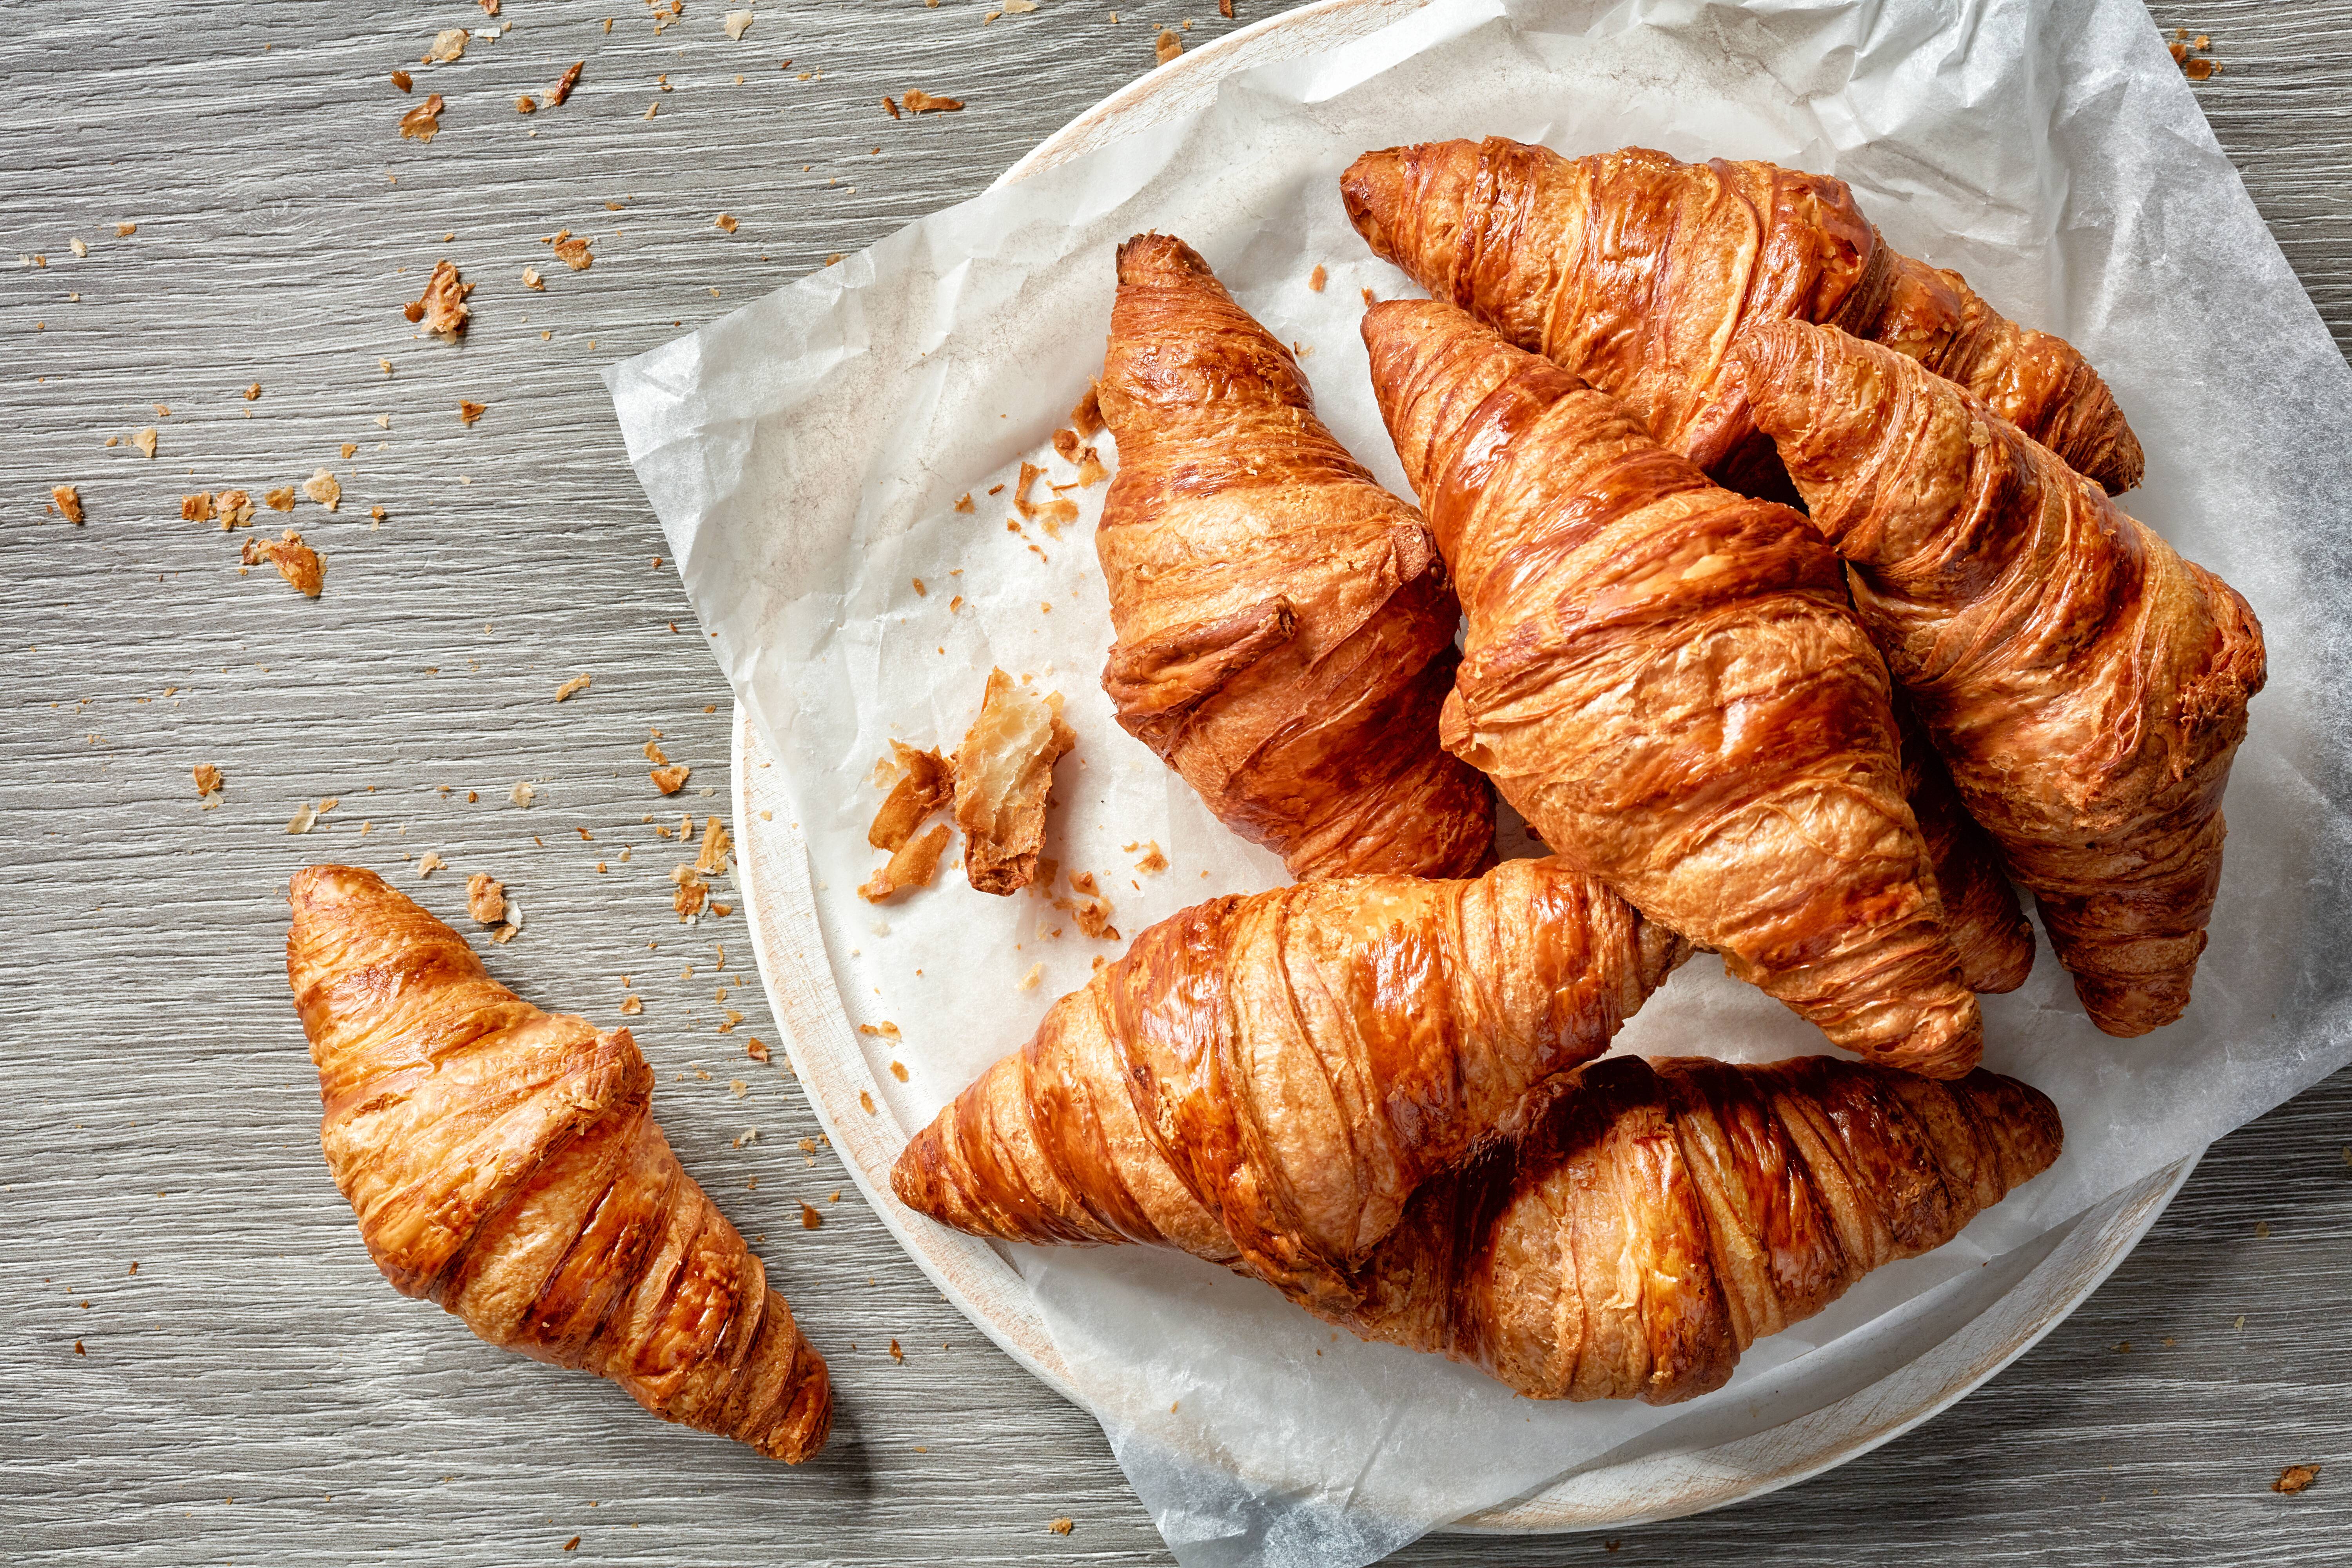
[{"left": 729, "top": 0, "right": 2201, "bottom": 1530}]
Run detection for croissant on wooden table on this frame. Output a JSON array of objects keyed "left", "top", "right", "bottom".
[
  {"left": 1732, "top": 322, "right": 2266, "bottom": 1035},
  {"left": 1361, "top": 298, "right": 1982, "bottom": 1078},
  {"left": 285, "top": 865, "right": 832, "bottom": 1461},
  {"left": 1339, "top": 138, "right": 2143, "bottom": 499},
  {"left": 1095, "top": 232, "right": 1496, "bottom": 880},
  {"left": 892, "top": 856, "right": 1684, "bottom": 1313}
]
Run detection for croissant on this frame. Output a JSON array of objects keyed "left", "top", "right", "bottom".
[
  {"left": 1324, "top": 1053, "right": 2061, "bottom": 1403},
  {"left": 1096, "top": 232, "right": 1496, "bottom": 880},
  {"left": 1901, "top": 708, "right": 2036, "bottom": 995},
  {"left": 892, "top": 856, "right": 1685, "bottom": 1313},
  {"left": 1340, "top": 138, "right": 2143, "bottom": 498},
  {"left": 1732, "top": 323, "right": 2266, "bottom": 1035},
  {"left": 1362, "top": 299, "right": 1982, "bottom": 1077},
  {"left": 285, "top": 865, "right": 832, "bottom": 1461}
]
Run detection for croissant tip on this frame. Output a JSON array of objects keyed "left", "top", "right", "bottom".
[{"left": 1115, "top": 230, "right": 1209, "bottom": 287}]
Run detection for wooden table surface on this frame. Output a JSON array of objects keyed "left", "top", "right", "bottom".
[{"left": 6, "top": 2, "right": 2347, "bottom": 1563}]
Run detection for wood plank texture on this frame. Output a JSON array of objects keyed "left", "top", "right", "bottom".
[{"left": 2, "top": 2, "right": 2344, "bottom": 1564}]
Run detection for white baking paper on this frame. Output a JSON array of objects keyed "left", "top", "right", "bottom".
[{"left": 608, "top": 0, "right": 2352, "bottom": 1559}]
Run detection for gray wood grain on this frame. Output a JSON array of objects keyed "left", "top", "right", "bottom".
[{"left": 2, "top": 1, "right": 2345, "bottom": 1563}]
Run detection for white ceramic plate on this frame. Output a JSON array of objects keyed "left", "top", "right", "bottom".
[{"left": 728, "top": 0, "right": 2201, "bottom": 1529}]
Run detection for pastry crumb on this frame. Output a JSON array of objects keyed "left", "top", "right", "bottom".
[
  {"left": 954, "top": 669, "right": 1074, "bottom": 895},
  {"left": 652, "top": 764, "right": 692, "bottom": 795},
  {"left": 398, "top": 93, "right": 446, "bottom": 141},
  {"left": 193, "top": 763, "right": 224, "bottom": 799},
  {"left": 240, "top": 530, "right": 324, "bottom": 597},
  {"left": 2275, "top": 1465, "right": 2321, "bottom": 1495},
  {"left": 1049, "top": 1518, "right": 1074, "bottom": 1535},
  {"left": 902, "top": 88, "right": 964, "bottom": 113},
  {"left": 303, "top": 469, "right": 341, "bottom": 510},
  {"left": 1308, "top": 263, "right": 1327, "bottom": 292},
  {"left": 859, "top": 821, "right": 951, "bottom": 903},
  {"left": 408, "top": 259, "right": 471, "bottom": 339},
  {"left": 800, "top": 1202, "right": 824, "bottom": 1229},
  {"left": 554, "top": 672, "right": 593, "bottom": 702},
  {"left": 619, "top": 995, "right": 643, "bottom": 1016},
  {"left": 52, "top": 485, "right": 84, "bottom": 524},
  {"left": 868, "top": 741, "right": 955, "bottom": 851},
  {"left": 466, "top": 872, "right": 506, "bottom": 925}
]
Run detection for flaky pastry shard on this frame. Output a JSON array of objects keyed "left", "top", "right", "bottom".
[
  {"left": 1733, "top": 322, "right": 2265, "bottom": 1035},
  {"left": 954, "top": 668, "right": 1075, "bottom": 895},
  {"left": 1095, "top": 232, "right": 1495, "bottom": 879},
  {"left": 893, "top": 857, "right": 1685, "bottom": 1313},
  {"left": 285, "top": 865, "right": 831, "bottom": 1460},
  {"left": 1340, "top": 138, "right": 2142, "bottom": 497},
  {"left": 1363, "top": 299, "right": 1981, "bottom": 1077}
]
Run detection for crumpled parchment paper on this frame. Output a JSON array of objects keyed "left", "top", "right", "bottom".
[{"left": 607, "top": 0, "right": 2352, "bottom": 1560}]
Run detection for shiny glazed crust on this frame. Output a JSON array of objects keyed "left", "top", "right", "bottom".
[
  {"left": 1734, "top": 321, "right": 2266, "bottom": 1036},
  {"left": 285, "top": 864, "right": 831, "bottom": 1461},
  {"left": 891, "top": 857, "right": 1684, "bottom": 1313},
  {"left": 1326, "top": 1054, "right": 2062, "bottom": 1403},
  {"left": 1339, "top": 138, "right": 2143, "bottom": 497},
  {"left": 1362, "top": 298, "right": 1982, "bottom": 1078},
  {"left": 1095, "top": 232, "right": 1497, "bottom": 880}
]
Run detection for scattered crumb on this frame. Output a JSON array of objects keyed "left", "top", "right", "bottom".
[
  {"left": 1155, "top": 26, "right": 1182, "bottom": 62},
  {"left": 2275, "top": 1465, "right": 2320, "bottom": 1495},
  {"left": 715, "top": 212, "right": 739, "bottom": 233},
  {"left": 264, "top": 486, "right": 297, "bottom": 512},
  {"left": 459, "top": 399, "right": 486, "bottom": 426},
  {"left": 1016, "top": 963, "right": 1042, "bottom": 991},
  {"left": 746, "top": 1039, "right": 771, "bottom": 1063},
  {"left": 549, "top": 61, "right": 585, "bottom": 106},
  {"left": 392, "top": 68, "right": 414, "bottom": 91},
  {"left": 218, "top": 490, "right": 254, "bottom": 528},
  {"left": 509, "top": 780, "right": 536, "bottom": 808},
  {"left": 416, "top": 851, "right": 447, "bottom": 878},
  {"left": 240, "top": 530, "right": 324, "bottom": 597},
  {"left": 423, "top": 27, "right": 468, "bottom": 64},
  {"left": 696, "top": 817, "right": 734, "bottom": 875},
  {"left": 859, "top": 1090, "right": 875, "bottom": 1113},
  {"left": 868, "top": 741, "right": 956, "bottom": 851},
  {"left": 116, "top": 221, "right": 137, "bottom": 237},
  {"left": 800, "top": 1202, "right": 824, "bottom": 1229},
  {"left": 889, "top": 1339, "right": 904, "bottom": 1361},
  {"left": 408, "top": 259, "right": 472, "bottom": 339},
  {"left": 398, "top": 94, "right": 446, "bottom": 142},
  {"left": 860, "top": 822, "right": 951, "bottom": 903},
  {"left": 902, "top": 88, "right": 964, "bottom": 113},
  {"left": 1134, "top": 840, "right": 1166, "bottom": 873},
  {"left": 522, "top": 266, "right": 545, "bottom": 291},
  {"left": 194, "top": 763, "right": 224, "bottom": 799},
  {"left": 303, "top": 469, "right": 342, "bottom": 511},
  {"left": 652, "top": 764, "right": 691, "bottom": 795},
  {"left": 51, "top": 485, "right": 83, "bottom": 524},
  {"left": 285, "top": 801, "right": 320, "bottom": 835},
  {"left": 133, "top": 426, "right": 158, "bottom": 459},
  {"left": 619, "top": 995, "right": 644, "bottom": 1016},
  {"left": 546, "top": 229, "right": 594, "bottom": 270},
  {"left": 1049, "top": 1518, "right": 1074, "bottom": 1536},
  {"left": 1308, "top": 263, "right": 1327, "bottom": 292},
  {"left": 466, "top": 872, "right": 506, "bottom": 925},
  {"left": 724, "top": 7, "right": 754, "bottom": 37},
  {"left": 554, "top": 672, "right": 593, "bottom": 702}
]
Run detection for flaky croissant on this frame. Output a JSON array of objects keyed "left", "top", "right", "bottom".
[
  {"left": 285, "top": 865, "right": 831, "bottom": 1461},
  {"left": 1341, "top": 138, "right": 2142, "bottom": 498},
  {"left": 1362, "top": 299, "right": 1981, "bottom": 1077},
  {"left": 1324, "top": 1053, "right": 2060, "bottom": 1403},
  {"left": 892, "top": 856, "right": 1684, "bottom": 1314},
  {"left": 1096, "top": 232, "right": 1496, "bottom": 880},
  {"left": 1733, "top": 323, "right": 2265, "bottom": 1036}
]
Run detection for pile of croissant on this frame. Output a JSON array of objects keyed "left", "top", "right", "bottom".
[
  {"left": 279, "top": 139, "right": 2264, "bottom": 1463},
  {"left": 892, "top": 139, "right": 2265, "bottom": 1406}
]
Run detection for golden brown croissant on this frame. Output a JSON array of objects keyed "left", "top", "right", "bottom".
[
  {"left": 1340, "top": 138, "right": 2143, "bottom": 497},
  {"left": 1324, "top": 1053, "right": 2061, "bottom": 1403},
  {"left": 1362, "top": 298, "right": 1981, "bottom": 1077},
  {"left": 1900, "top": 709, "right": 2036, "bottom": 995},
  {"left": 285, "top": 865, "right": 832, "bottom": 1461},
  {"left": 1732, "top": 323, "right": 2266, "bottom": 1035},
  {"left": 1096, "top": 232, "right": 1496, "bottom": 879},
  {"left": 892, "top": 856, "right": 1685, "bottom": 1313}
]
